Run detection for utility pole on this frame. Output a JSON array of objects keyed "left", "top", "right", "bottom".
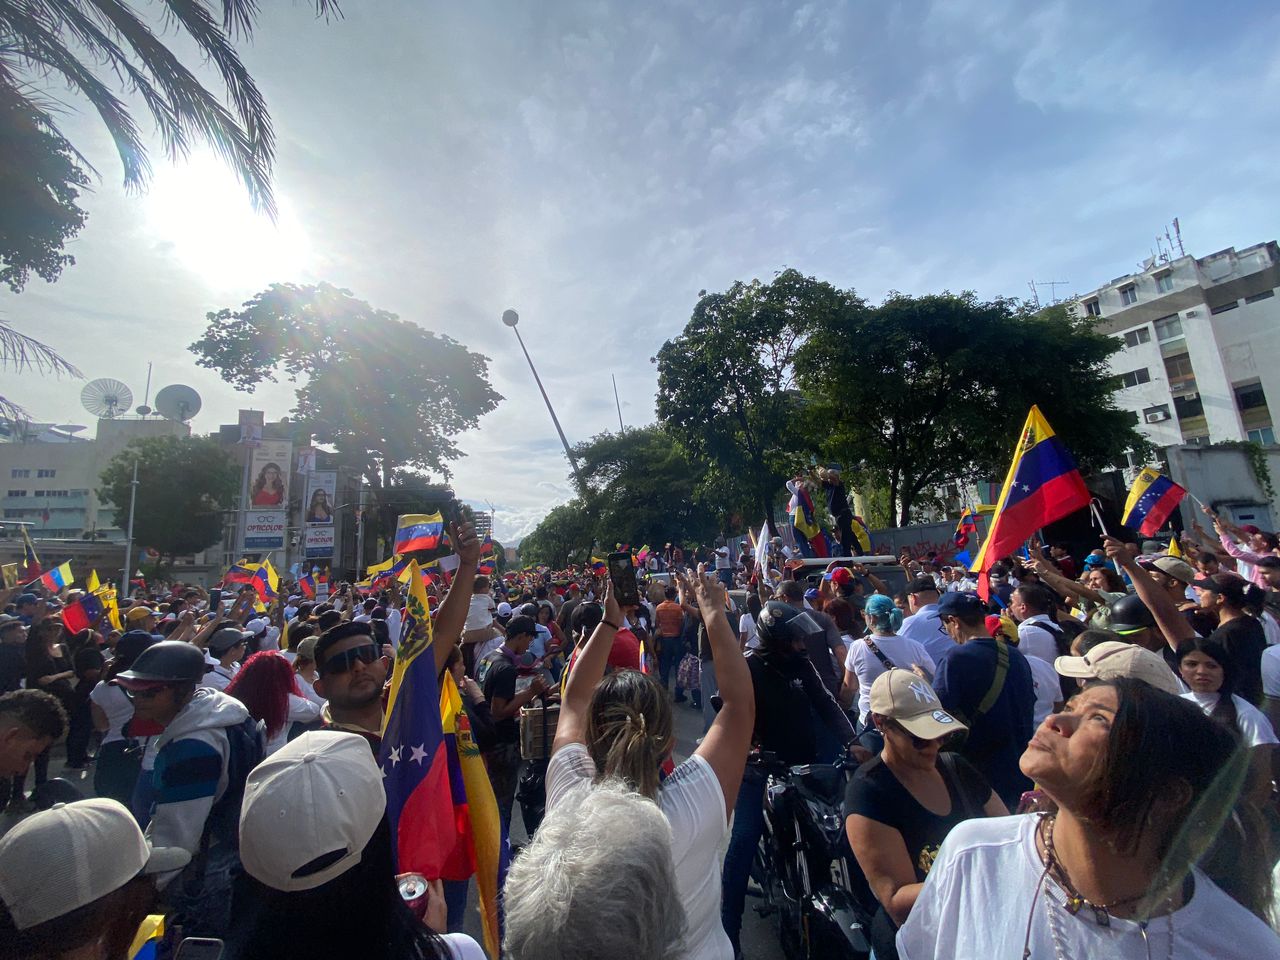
[{"left": 121, "top": 461, "right": 138, "bottom": 589}]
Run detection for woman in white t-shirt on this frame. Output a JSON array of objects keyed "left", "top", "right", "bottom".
[
  {"left": 548, "top": 569, "right": 753, "bottom": 960},
  {"left": 1177, "top": 636, "right": 1278, "bottom": 804},
  {"left": 898, "top": 679, "right": 1280, "bottom": 960},
  {"left": 839, "top": 594, "right": 935, "bottom": 726},
  {"left": 738, "top": 594, "right": 761, "bottom": 651}
]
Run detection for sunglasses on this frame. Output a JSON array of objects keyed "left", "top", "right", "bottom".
[
  {"left": 320, "top": 643, "right": 379, "bottom": 676},
  {"left": 885, "top": 719, "right": 946, "bottom": 750}
]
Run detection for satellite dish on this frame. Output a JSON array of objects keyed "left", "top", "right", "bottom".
[
  {"left": 155, "top": 384, "right": 202, "bottom": 422},
  {"left": 135, "top": 404, "right": 152, "bottom": 417},
  {"left": 81, "top": 379, "right": 133, "bottom": 419},
  {"left": 54, "top": 424, "right": 87, "bottom": 435}
]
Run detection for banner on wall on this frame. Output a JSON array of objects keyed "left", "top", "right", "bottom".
[
  {"left": 304, "top": 525, "right": 336, "bottom": 558},
  {"left": 303, "top": 471, "right": 337, "bottom": 524}
]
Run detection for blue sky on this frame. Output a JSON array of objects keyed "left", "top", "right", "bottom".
[{"left": 2, "top": 0, "right": 1278, "bottom": 542}]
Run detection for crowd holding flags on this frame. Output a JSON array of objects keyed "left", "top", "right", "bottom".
[{"left": 1121, "top": 468, "right": 1188, "bottom": 536}]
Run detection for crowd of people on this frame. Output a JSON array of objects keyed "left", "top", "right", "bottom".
[{"left": 0, "top": 504, "right": 1279, "bottom": 960}]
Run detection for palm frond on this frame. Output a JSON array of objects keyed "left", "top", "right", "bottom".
[{"left": 0, "top": 319, "right": 82, "bottom": 377}]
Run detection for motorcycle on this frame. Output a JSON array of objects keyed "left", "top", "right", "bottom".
[{"left": 750, "top": 751, "right": 875, "bottom": 960}]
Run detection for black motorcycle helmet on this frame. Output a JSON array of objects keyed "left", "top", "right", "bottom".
[
  {"left": 1106, "top": 592, "right": 1155, "bottom": 637},
  {"left": 755, "top": 600, "right": 824, "bottom": 656},
  {"left": 114, "top": 640, "right": 206, "bottom": 685}
]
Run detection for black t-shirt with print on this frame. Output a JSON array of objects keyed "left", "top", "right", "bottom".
[
  {"left": 477, "top": 648, "right": 519, "bottom": 745},
  {"left": 844, "top": 752, "right": 991, "bottom": 882}
]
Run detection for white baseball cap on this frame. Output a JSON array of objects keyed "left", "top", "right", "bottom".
[
  {"left": 1054, "top": 641, "right": 1181, "bottom": 696},
  {"left": 0, "top": 799, "right": 190, "bottom": 930},
  {"left": 239, "top": 731, "right": 386, "bottom": 892},
  {"left": 496, "top": 602, "right": 513, "bottom": 616}
]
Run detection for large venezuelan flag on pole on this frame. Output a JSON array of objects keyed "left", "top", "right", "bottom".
[
  {"left": 394, "top": 512, "right": 445, "bottom": 555},
  {"left": 969, "top": 406, "right": 1091, "bottom": 599},
  {"left": 379, "top": 560, "right": 455, "bottom": 878},
  {"left": 1121, "top": 468, "right": 1187, "bottom": 537},
  {"left": 439, "top": 672, "right": 508, "bottom": 959}
]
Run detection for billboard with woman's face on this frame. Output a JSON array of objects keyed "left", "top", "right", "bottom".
[
  {"left": 249, "top": 440, "right": 292, "bottom": 508},
  {"left": 304, "top": 471, "right": 337, "bottom": 524}
]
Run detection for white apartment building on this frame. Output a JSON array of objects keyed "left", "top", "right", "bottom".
[{"left": 1074, "top": 241, "right": 1280, "bottom": 449}]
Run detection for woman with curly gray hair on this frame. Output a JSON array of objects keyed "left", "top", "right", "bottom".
[{"left": 503, "top": 779, "right": 687, "bottom": 960}]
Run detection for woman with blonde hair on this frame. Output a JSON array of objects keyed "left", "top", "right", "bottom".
[{"left": 549, "top": 568, "right": 752, "bottom": 960}]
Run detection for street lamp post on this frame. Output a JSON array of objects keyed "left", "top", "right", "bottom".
[{"left": 502, "top": 309, "right": 588, "bottom": 496}]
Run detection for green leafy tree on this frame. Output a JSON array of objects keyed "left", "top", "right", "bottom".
[
  {"left": 98, "top": 435, "right": 239, "bottom": 561},
  {"left": 655, "top": 269, "right": 846, "bottom": 531},
  {"left": 0, "top": 1, "right": 339, "bottom": 288},
  {"left": 796, "top": 294, "right": 1147, "bottom": 525},
  {"left": 517, "top": 501, "right": 595, "bottom": 570},
  {"left": 191, "top": 282, "right": 503, "bottom": 491},
  {"left": 572, "top": 425, "right": 719, "bottom": 548}
]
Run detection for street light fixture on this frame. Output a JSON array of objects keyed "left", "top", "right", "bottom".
[{"left": 502, "top": 309, "right": 587, "bottom": 496}]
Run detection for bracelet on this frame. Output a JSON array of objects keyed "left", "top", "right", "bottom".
[{"left": 602, "top": 619, "right": 621, "bottom": 630}]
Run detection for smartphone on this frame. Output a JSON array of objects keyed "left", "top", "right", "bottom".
[
  {"left": 175, "top": 939, "right": 224, "bottom": 960},
  {"left": 207, "top": 589, "right": 222, "bottom": 614},
  {"left": 607, "top": 552, "right": 640, "bottom": 606}
]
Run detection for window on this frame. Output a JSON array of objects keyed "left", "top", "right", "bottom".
[
  {"left": 1235, "top": 382, "right": 1268, "bottom": 411},
  {"left": 1155, "top": 272, "right": 1173, "bottom": 293},
  {"left": 1120, "top": 284, "right": 1138, "bottom": 305},
  {"left": 36, "top": 469, "right": 55, "bottom": 479},
  {"left": 1119, "top": 368, "right": 1151, "bottom": 388},
  {"left": 1210, "top": 301, "right": 1239, "bottom": 315},
  {"left": 6, "top": 490, "right": 26, "bottom": 498},
  {"left": 1174, "top": 394, "right": 1204, "bottom": 419},
  {"left": 1153, "top": 314, "right": 1183, "bottom": 340},
  {"left": 1084, "top": 298, "right": 1101, "bottom": 317},
  {"left": 1247, "top": 427, "right": 1276, "bottom": 445},
  {"left": 1245, "top": 290, "right": 1275, "bottom": 304},
  {"left": 1163, "top": 352, "right": 1196, "bottom": 391},
  {"left": 9, "top": 469, "right": 28, "bottom": 479},
  {"left": 1123, "top": 328, "right": 1151, "bottom": 348},
  {"left": 1184, "top": 434, "right": 1210, "bottom": 446},
  {"left": 68, "top": 489, "right": 89, "bottom": 496}
]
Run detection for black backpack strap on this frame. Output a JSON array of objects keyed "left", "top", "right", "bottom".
[{"left": 864, "top": 638, "right": 896, "bottom": 671}]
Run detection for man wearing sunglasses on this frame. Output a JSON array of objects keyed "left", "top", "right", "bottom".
[
  {"left": 112, "top": 640, "right": 264, "bottom": 946},
  {"left": 314, "top": 622, "right": 391, "bottom": 752}
]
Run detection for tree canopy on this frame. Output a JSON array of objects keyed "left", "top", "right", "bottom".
[
  {"left": 795, "top": 294, "right": 1146, "bottom": 525},
  {"left": 654, "top": 269, "right": 842, "bottom": 531},
  {"left": 0, "top": 0, "right": 338, "bottom": 289},
  {"left": 98, "top": 435, "right": 239, "bottom": 560},
  {"left": 517, "top": 501, "right": 594, "bottom": 570},
  {"left": 191, "top": 283, "right": 503, "bottom": 489}
]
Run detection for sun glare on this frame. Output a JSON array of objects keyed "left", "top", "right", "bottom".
[{"left": 143, "top": 151, "right": 311, "bottom": 287}]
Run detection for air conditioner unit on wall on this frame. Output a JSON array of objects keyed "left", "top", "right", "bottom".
[{"left": 1146, "top": 411, "right": 1171, "bottom": 423}]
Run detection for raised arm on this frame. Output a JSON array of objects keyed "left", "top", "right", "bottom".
[
  {"left": 432, "top": 520, "right": 482, "bottom": 676},
  {"left": 690, "top": 566, "right": 754, "bottom": 818},
  {"left": 553, "top": 578, "right": 623, "bottom": 752},
  {"left": 1103, "top": 537, "right": 1194, "bottom": 651}
]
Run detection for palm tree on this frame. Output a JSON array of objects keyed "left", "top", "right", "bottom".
[
  {"left": 0, "top": 1, "right": 339, "bottom": 288},
  {"left": 0, "top": 315, "right": 82, "bottom": 424}
]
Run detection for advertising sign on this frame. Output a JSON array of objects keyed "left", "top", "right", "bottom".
[
  {"left": 243, "top": 511, "right": 287, "bottom": 550},
  {"left": 248, "top": 439, "right": 293, "bottom": 509},
  {"left": 304, "top": 525, "right": 335, "bottom": 558},
  {"left": 303, "top": 471, "right": 337, "bottom": 524}
]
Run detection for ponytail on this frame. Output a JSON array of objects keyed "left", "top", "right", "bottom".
[
  {"left": 586, "top": 670, "right": 674, "bottom": 800},
  {"left": 864, "top": 594, "right": 903, "bottom": 634}
]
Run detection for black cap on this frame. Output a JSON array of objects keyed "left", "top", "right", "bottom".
[
  {"left": 506, "top": 615, "right": 537, "bottom": 640},
  {"left": 208, "top": 627, "right": 252, "bottom": 655},
  {"left": 1191, "top": 574, "right": 1250, "bottom": 606},
  {"left": 114, "top": 640, "right": 206, "bottom": 685},
  {"left": 908, "top": 576, "right": 940, "bottom": 595}
]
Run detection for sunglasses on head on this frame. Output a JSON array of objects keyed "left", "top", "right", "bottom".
[{"left": 321, "top": 643, "right": 379, "bottom": 676}]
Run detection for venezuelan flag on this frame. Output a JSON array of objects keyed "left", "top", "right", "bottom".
[
  {"left": 851, "top": 515, "right": 872, "bottom": 554},
  {"left": 86, "top": 569, "right": 101, "bottom": 593},
  {"left": 953, "top": 508, "right": 978, "bottom": 548},
  {"left": 394, "top": 512, "right": 445, "bottom": 555},
  {"left": 439, "top": 672, "right": 508, "bottom": 958},
  {"left": 590, "top": 556, "right": 607, "bottom": 575},
  {"left": 298, "top": 572, "right": 317, "bottom": 599},
  {"left": 366, "top": 556, "right": 397, "bottom": 580},
  {"left": 251, "top": 559, "right": 279, "bottom": 600},
  {"left": 1121, "top": 469, "right": 1187, "bottom": 537},
  {"left": 222, "top": 560, "right": 258, "bottom": 587},
  {"left": 380, "top": 560, "right": 455, "bottom": 879},
  {"left": 789, "top": 483, "right": 830, "bottom": 558},
  {"left": 480, "top": 534, "right": 495, "bottom": 558},
  {"left": 969, "top": 406, "right": 1091, "bottom": 599},
  {"left": 62, "top": 592, "right": 104, "bottom": 633},
  {"left": 20, "top": 525, "right": 40, "bottom": 577},
  {"left": 36, "top": 561, "right": 73, "bottom": 591}
]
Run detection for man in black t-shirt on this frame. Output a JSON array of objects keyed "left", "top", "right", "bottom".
[{"left": 476, "top": 615, "right": 547, "bottom": 830}]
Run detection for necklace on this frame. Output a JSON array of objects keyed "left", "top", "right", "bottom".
[{"left": 1041, "top": 815, "right": 1149, "bottom": 925}]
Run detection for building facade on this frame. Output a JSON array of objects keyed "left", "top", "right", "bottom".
[{"left": 1074, "top": 241, "right": 1280, "bottom": 449}]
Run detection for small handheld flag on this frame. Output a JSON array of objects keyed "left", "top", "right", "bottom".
[
  {"left": 394, "top": 513, "right": 445, "bottom": 555},
  {"left": 62, "top": 593, "right": 104, "bottom": 633},
  {"left": 20, "top": 526, "right": 40, "bottom": 577},
  {"left": 1121, "top": 469, "right": 1187, "bottom": 537},
  {"left": 34, "top": 561, "right": 73, "bottom": 592},
  {"left": 851, "top": 515, "right": 872, "bottom": 554},
  {"left": 953, "top": 508, "right": 978, "bottom": 548},
  {"left": 86, "top": 569, "right": 101, "bottom": 593},
  {"left": 1168, "top": 535, "right": 1184, "bottom": 559}
]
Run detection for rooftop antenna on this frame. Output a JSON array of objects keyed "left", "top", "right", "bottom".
[
  {"left": 612, "top": 374, "right": 625, "bottom": 432},
  {"left": 1026, "top": 281, "right": 1041, "bottom": 309},
  {"left": 1172, "top": 218, "right": 1185, "bottom": 256},
  {"left": 1028, "top": 280, "right": 1070, "bottom": 307},
  {"left": 81, "top": 379, "right": 133, "bottom": 419},
  {"left": 135, "top": 362, "right": 153, "bottom": 417},
  {"left": 154, "top": 384, "right": 202, "bottom": 422}
]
